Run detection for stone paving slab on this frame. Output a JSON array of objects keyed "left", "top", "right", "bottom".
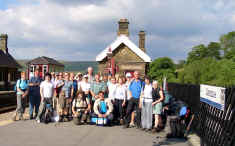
[{"left": 0, "top": 120, "right": 189, "bottom": 146}]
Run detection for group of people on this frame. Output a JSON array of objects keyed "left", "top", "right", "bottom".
[{"left": 13, "top": 67, "right": 166, "bottom": 132}]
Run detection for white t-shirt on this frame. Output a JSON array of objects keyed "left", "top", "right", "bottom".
[
  {"left": 125, "top": 81, "right": 132, "bottom": 100},
  {"left": 108, "top": 83, "right": 117, "bottom": 100},
  {"left": 53, "top": 79, "right": 63, "bottom": 89},
  {"left": 77, "top": 80, "right": 82, "bottom": 91},
  {"left": 115, "top": 84, "right": 127, "bottom": 100},
  {"left": 143, "top": 84, "right": 153, "bottom": 102},
  {"left": 80, "top": 81, "right": 91, "bottom": 92},
  {"left": 40, "top": 81, "right": 54, "bottom": 98}
]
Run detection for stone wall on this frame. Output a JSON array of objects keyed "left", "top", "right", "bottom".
[{"left": 98, "top": 44, "right": 149, "bottom": 77}]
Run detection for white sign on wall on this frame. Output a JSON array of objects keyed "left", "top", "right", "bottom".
[{"left": 200, "top": 84, "right": 226, "bottom": 111}]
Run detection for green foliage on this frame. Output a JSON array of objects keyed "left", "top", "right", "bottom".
[
  {"left": 215, "top": 59, "right": 235, "bottom": 87},
  {"left": 175, "top": 60, "right": 186, "bottom": 69},
  {"left": 173, "top": 31, "right": 235, "bottom": 87},
  {"left": 220, "top": 31, "right": 235, "bottom": 59},
  {"left": 148, "top": 57, "right": 176, "bottom": 83},
  {"left": 180, "top": 58, "right": 217, "bottom": 85},
  {"left": 187, "top": 42, "right": 221, "bottom": 64}
]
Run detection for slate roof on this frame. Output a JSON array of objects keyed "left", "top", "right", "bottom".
[
  {"left": 0, "top": 50, "right": 21, "bottom": 68},
  {"left": 27, "top": 56, "right": 64, "bottom": 67},
  {"left": 96, "top": 35, "right": 152, "bottom": 62}
]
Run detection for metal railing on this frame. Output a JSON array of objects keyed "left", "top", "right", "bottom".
[{"left": 168, "top": 83, "right": 235, "bottom": 146}]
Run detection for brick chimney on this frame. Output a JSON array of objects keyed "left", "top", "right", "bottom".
[
  {"left": 117, "top": 19, "right": 129, "bottom": 36},
  {"left": 0, "top": 34, "right": 8, "bottom": 54},
  {"left": 139, "top": 31, "right": 145, "bottom": 52}
]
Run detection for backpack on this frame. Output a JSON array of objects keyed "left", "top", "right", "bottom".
[
  {"left": 163, "top": 90, "right": 172, "bottom": 105},
  {"left": 14, "top": 79, "right": 21, "bottom": 91},
  {"left": 14, "top": 79, "right": 29, "bottom": 91},
  {"left": 100, "top": 101, "right": 107, "bottom": 114},
  {"left": 13, "top": 79, "right": 28, "bottom": 92},
  {"left": 74, "top": 98, "right": 88, "bottom": 111}
]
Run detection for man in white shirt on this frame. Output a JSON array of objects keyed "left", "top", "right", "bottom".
[
  {"left": 36, "top": 73, "right": 54, "bottom": 123},
  {"left": 80, "top": 75, "right": 91, "bottom": 94},
  {"left": 108, "top": 77, "right": 117, "bottom": 102}
]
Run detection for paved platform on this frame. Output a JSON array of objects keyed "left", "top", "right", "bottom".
[{"left": 0, "top": 120, "right": 189, "bottom": 146}]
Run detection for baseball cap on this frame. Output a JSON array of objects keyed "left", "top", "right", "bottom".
[{"left": 126, "top": 72, "right": 132, "bottom": 78}]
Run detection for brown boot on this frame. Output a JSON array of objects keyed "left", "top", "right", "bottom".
[
  {"left": 12, "top": 113, "right": 17, "bottom": 121},
  {"left": 120, "top": 119, "right": 124, "bottom": 125}
]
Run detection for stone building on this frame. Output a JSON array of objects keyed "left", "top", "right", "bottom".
[
  {"left": 27, "top": 56, "right": 64, "bottom": 79},
  {"left": 96, "top": 19, "right": 151, "bottom": 77},
  {"left": 0, "top": 34, "right": 21, "bottom": 91}
]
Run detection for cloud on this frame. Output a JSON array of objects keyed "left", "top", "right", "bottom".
[
  {"left": 1, "top": 0, "right": 235, "bottom": 61},
  {"left": 48, "top": 0, "right": 107, "bottom": 6}
]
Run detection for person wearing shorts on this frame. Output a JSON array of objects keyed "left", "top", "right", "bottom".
[{"left": 59, "top": 72, "right": 73, "bottom": 122}]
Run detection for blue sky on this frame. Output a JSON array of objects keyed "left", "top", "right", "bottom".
[{"left": 0, "top": 0, "right": 235, "bottom": 62}]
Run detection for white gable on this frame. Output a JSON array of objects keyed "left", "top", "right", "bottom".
[{"left": 96, "top": 35, "right": 152, "bottom": 62}]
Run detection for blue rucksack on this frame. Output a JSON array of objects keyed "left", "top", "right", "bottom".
[
  {"left": 14, "top": 79, "right": 28, "bottom": 91},
  {"left": 100, "top": 101, "right": 107, "bottom": 114},
  {"left": 14, "top": 79, "right": 21, "bottom": 91}
]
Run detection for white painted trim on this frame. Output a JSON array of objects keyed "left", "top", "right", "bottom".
[{"left": 96, "top": 35, "right": 152, "bottom": 62}]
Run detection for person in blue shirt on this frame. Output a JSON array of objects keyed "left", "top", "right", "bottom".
[
  {"left": 28, "top": 69, "right": 42, "bottom": 120},
  {"left": 123, "top": 71, "right": 144, "bottom": 129},
  {"left": 12, "top": 71, "right": 29, "bottom": 121},
  {"left": 59, "top": 72, "right": 74, "bottom": 122}
]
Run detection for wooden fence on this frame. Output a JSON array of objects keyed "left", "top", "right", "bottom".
[{"left": 168, "top": 83, "right": 235, "bottom": 146}]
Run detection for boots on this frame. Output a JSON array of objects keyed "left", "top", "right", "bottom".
[
  {"left": 81, "top": 114, "right": 87, "bottom": 123},
  {"left": 12, "top": 112, "right": 17, "bottom": 121}
]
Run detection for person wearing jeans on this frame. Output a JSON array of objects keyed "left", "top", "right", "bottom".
[
  {"left": 28, "top": 69, "right": 42, "bottom": 119},
  {"left": 114, "top": 77, "right": 127, "bottom": 125},
  {"left": 36, "top": 73, "right": 54, "bottom": 123}
]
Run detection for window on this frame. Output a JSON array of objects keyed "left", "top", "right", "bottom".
[
  {"left": 10, "top": 72, "right": 16, "bottom": 81},
  {"left": 0, "top": 72, "right": 3, "bottom": 81},
  {"left": 30, "top": 65, "right": 34, "bottom": 72}
]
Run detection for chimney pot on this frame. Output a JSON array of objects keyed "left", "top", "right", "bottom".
[
  {"left": 117, "top": 18, "right": 129, "bottom": 36},
  {"left": 139, "top": 31, "right": 145, "bottom": 52},
  {"left": 0, "top": 34, "right": 8, "bottom": 54}
]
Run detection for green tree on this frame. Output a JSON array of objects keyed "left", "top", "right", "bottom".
[
  {"left": 175, "top": 60, "right": 186, "bottom": 69},
  {"left": 220, "top": 31, "right": 235, "bottom": 59},
  {"left": 180, "top": 58, "right": 218, "bottom": 85},
  {"left": 214, "top": 59, "right": 235, "bottom": 87},
  {"left": 148, "top": 57, "right": 176, "bottom": 83},
  {"left": 187, "top": 44, "right": 207, "bottom": 63},
  {"left": 187, "top": 43, "right": 221, "bottom": 64},
  {"left": 207, "top": 42, "right": 221, "bottom": 60}
]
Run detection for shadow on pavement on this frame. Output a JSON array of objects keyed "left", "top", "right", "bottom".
[{"left": 153, "top": 137, "right": 187, "bottom": 146}]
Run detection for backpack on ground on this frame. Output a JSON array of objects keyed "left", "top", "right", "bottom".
[
  {"left": 41, "top": 103, "right": 54, "bottom": 124},
  {"left": 167, "top": 106, "right": 193, "bottom": 139}
]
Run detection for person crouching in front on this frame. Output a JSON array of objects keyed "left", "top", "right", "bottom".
[
  {"left": 93, "top": 91, "right": 114, "bottom": 125},
  {"left": 72, "top": 91, "right": 91, "bottom": 125}
]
